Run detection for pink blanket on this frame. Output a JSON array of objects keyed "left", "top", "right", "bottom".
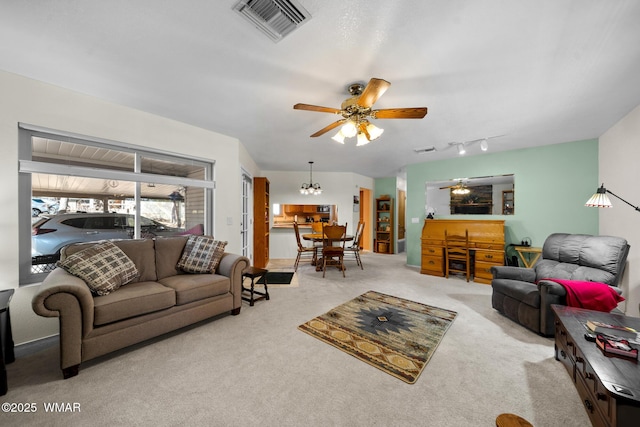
[{"left": 541, "top": 278, "right": 625, "bottom": 312}]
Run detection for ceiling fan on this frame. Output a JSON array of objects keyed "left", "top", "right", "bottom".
[
  {"left": 293, "top": 78, "right": 428, "bottom": 146},
  {"left": 440, "top": 180, "right": 471, "bottom": 195}
]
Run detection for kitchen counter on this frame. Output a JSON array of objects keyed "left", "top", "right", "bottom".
[{"left": 272, "top": 222, "right": 314, "bottom": 229}]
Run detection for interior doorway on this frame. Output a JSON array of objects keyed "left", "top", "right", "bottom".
[
  {"left": 359, "top": 187, "right": 372, "bottom": 251},
  {"left": 397, "top": 189, "right": 406, "bottom": 253}
]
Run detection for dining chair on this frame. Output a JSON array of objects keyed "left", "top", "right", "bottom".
[
  {"left": 293, "top": 221, "right": 316, "bottom": 271},
  {"left": 311, "top": 222, "right": 323, "bottom": 233},
  {"left": 445, "top": 229, "right": 470, "bottom": 281},
  {"left": 344, "top": 221, "right": 364, "bottom": 269},
  {"left": 321, "top": 223, "right": 347, "bottom": 278}
]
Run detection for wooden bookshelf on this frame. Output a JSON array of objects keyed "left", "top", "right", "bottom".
[
  {"left": 253, "top": 177, "right": 269, "bottom": 268},
  {"left": 374, "top": 196, "right": 394, "bottom": 254}
]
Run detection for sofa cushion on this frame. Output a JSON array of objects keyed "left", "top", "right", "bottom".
[
  {"left": 535, "top": 259, "right": 616, "bottom": 285},
  {"left": 57, "top": 241, "right": 139, "bottom": 296},
  {"left": 109, "top": 239, "right": 157, "bottom": 282},
  {"left": 176, "top": 235, "right": 227, "bottom": 274},
  {"left": 155, "top": 236, "right": 189, "bottom": 280},
  {"left": 159, "top": 274, "right": 230, "bottom": 305},
  {"left": 61, "top": 238, "right": 157, "bottom": 282},
  {"left": 93, "top": 281, "right": 176, "bottom": 326}
]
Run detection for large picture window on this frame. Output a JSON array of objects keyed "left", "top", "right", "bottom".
[{"left": 18, "top": 124, "right": 215, "bottom": 285}]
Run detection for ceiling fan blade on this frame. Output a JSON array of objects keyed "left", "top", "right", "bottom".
[
  {"left": 310, "top": 120, "right": 345, "bottom": 137},
  {"left": 374, "top": 107, "right": 428, "bottom": 119},
  {"left": 356, "top": 78, "right": 391, "bottom": 108},
  {"left": 294, "top": 103, "right": 342, "bottom": 114}
]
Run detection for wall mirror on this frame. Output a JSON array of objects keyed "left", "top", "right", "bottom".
[{"left": 425, "top": 174, "right": 515, "bottom": 216}]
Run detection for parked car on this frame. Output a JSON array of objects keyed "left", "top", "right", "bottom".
[
  {"left": 32, "top": 198, "right": 51, "bottom": 217},
  {"left": 32, "top": 212, "right": 183, "bottom": 256}
]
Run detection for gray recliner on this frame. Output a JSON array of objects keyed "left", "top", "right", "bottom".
[{"left": 491, "top": 233, "right": 630, "bottom": 336}]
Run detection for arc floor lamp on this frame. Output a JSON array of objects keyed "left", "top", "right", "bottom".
[{"left": 585, "top": 184, "right": 640, "bottom": 212}]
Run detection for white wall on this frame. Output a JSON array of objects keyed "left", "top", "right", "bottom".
[
  {"left": 0, "top": 71, "right": 251, "bottom": 344},
  {"left": 599, "top": 103, "right": 640, "bottom": 316},
  {"left": 263, "top": 170, "right": 374, "bottom": 259}
]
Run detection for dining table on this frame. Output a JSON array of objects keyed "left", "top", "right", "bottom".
[{"left": 302, "top": 233, "right": 354, "bottom": 271}]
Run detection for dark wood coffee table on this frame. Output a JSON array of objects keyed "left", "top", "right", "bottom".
[{"left": 552, "top": 304, "right": 640, "bottom": 427}]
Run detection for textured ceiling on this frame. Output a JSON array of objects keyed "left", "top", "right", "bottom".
[{"left": 2, "top": 0, "right": 640, "bottom": 177}]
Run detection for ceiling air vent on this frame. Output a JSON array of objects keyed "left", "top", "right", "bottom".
[
  {"left": 413, "top": 146, "right": 436, "bottom": 153},
  {"left": 233, "top": 0, "right": 311, "bottom": 43}
]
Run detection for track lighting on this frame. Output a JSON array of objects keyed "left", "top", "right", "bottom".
[{"left": 447, "top": 135, "right": 503, "bottom": 154}]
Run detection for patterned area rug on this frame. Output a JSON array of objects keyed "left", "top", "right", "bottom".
[
  {"left": 261, "top": 259, "right": 299, "bottom": 288},
  {"left": 257, "top": 272, "right": 294, "bottom": 285},
  {"left": 298, "top": 291, "right": 457, "bottom": 384}
]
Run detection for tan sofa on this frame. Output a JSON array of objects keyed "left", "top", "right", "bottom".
[{"left": 32, "top": 236, "right": 249, "bottom": 378}]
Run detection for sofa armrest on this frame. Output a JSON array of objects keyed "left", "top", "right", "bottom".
[
  {"left": 216, "top": 253, "right": 250, "bottom": 309},
  {"left": 537, "top": 279, "right": 568, "bottom": 297},
  {"left": 31, "top": 268, "right": 95, "bottom": 370},
  {"left": 32, "top": 268, "right": 95, "bottom": 329},
  {"left": 490, "top": 266, "right": 536, "bottom": 282},
  {"left": 538, "top": 279, "right": 567, "bottom": 336}
]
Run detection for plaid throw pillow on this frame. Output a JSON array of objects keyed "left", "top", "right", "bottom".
[
  {"left": 57, "top": 241, "right": 139, "bottom": 296},
  {"left": 176, "top": 235, "right": 227, "bottom": 274}
]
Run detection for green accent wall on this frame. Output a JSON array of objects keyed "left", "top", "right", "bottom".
[{"left": 405, "top": 139, "right": 600, "bottom": 267}]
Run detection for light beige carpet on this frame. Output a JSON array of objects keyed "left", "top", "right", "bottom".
[{"left": 2, "top": 253, "right": 591, "bottom": 427}]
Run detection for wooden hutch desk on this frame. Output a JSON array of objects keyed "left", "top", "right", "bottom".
[{"left": 420, "top": 219, "right": 505, "bottom": 284}]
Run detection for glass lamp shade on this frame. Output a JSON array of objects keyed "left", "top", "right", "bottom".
[
  {"left": 331, "top": 130, "right": 346, "bottom": 144},
  {"left": 341, "top": 121, "right": 357, "bottom": 138},
  {"left": 480, "top": 139, "right": 488, "bottom": 151},
  {"left": 366, "top": 123, "right": 384, "bottom": 140},
  {"left": 585, "top": 191, "right": 612, "bottom": 208},
  {"left": 457, "top": 144, "right": 466, "bottom": 155},
  {"left": 356, "top": 132, "right": 371, "bottom": 146}
]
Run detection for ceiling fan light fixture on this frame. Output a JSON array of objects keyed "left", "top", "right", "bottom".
[
  {"left": 452, "top": 186, "right": 471, "bottom": 195},
  {"left": 366, "top": 123, "right": 384, "bottom": 140},
  {"left": 331, "top": 130, "right": 346, "bottom": 144},
  {"left": 356, "top": 132, "right": 371, "bottom": 146},
  {"left": 457, "top": 143, "right": 466, "bottom": 155},
  {"left": 480, "top": 138, "right": 488, "bottom": 151},
  {"left": 341, "top": 120, "right": 357, "bottom": 138},
  {"left": 294, "top": 78, "right": 427, "bottom": 146}
]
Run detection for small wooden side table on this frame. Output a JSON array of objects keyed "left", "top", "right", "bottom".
[
  {"left": 513, "top": 246, "right": 542, "bottom": 268},
  {"left": 1, "top": 289, "right": 16, "bottom": 396},
  {"left": 242, "top": 267, "right": 269, "bottom": 306}
]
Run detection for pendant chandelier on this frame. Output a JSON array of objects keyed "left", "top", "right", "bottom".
[{"left": 300, "top": 161, "right": 322, "bottom": 195}]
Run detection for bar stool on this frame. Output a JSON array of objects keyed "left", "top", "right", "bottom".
[{"left": 242, "top": 267, "right": 269, "bottom": 306}]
